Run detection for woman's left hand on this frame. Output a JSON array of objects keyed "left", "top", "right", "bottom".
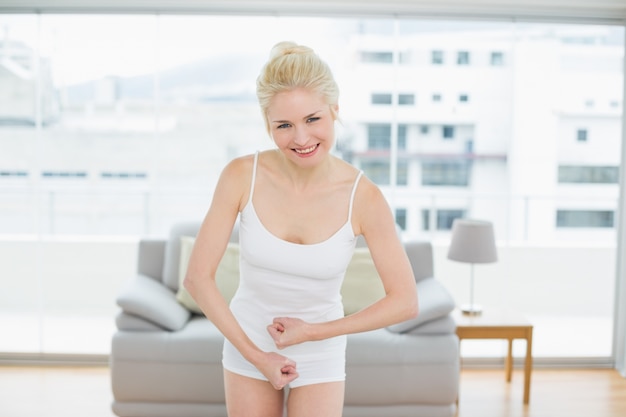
[{"left": 267, "top": 317, "right": 311, "bottom": 349}]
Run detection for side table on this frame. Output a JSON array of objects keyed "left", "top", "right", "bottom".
[{"left": 453, "top": 308, "right": 533, "bottom": 404}]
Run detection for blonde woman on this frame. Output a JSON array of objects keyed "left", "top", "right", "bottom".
[{"left": 184, "top": 41, "right": 418, "bottom": 417}]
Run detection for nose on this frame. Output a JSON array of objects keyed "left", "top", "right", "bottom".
[{"left": 293, "top": 126, "right": 309, "bottom": 146}]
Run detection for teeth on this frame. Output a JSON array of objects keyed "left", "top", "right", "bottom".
[{"left": 294, "top": 145, "right": 317, "bottom": 154}]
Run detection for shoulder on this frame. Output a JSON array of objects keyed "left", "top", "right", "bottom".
[
  {"left": 353, "top": 171, "right": 383, "bottom": 202},
  {"left": 352, "top": 173, "right": 392, "bottom": 235},
  {"left": 222, "top": 153, "right": 255, "bottom": 177},
  {"left": 213, "top": 153, "right": 257, "bottom": 212}
]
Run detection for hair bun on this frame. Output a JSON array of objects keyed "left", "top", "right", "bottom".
[{"left": 269, "top": 41, "right": 313, "bottom": 60}]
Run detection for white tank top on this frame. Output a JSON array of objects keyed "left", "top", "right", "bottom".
[{"left": 229, "top": 152, "right": 363, "bottom": 354}]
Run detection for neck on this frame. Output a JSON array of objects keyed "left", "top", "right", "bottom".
[{"left": 276, "top": 150, "right": 333, "bottom": 190}]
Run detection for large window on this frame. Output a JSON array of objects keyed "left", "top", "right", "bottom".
[
  {"left": 0, "top": 13, "right": 623, "bottom": 363},
  {"left": 558, "top": 166, "right": 619, "bottom": 184},
  {"left": 557, "top": 210, "right": 615, "bottom": 228},
  {"left": 422, "top": 161, "right": 470, "bottom": 186},
  {"left": 367, "top": 124, "right": 391, "bottom": 150}
]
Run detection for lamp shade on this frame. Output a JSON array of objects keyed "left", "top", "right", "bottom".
[{"left": 447, "top": 219, "right": 497, "bottom": 264}]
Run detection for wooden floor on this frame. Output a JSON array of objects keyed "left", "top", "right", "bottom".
[{"left": 0, "top": 366, "right": 625, "bottom": 417}]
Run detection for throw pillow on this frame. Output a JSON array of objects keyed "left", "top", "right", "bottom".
[
  {"left": 176, "top": 236, "right": 240, "bottom": 315},
  {"left": 341, "top": 248, "right": 386, "bottom": 315}
]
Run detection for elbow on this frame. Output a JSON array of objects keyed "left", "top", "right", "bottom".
[
  {"left": 403, "top": 292, "right": 419, "bottom": 321},
  {"left": 406, "top": 298, "right": 419, "bottom": 321},
  {"left": 182, "top": 273, "right": 196, "bottom": 295}
]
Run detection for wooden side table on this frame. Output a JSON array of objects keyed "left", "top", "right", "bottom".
[{"left": 453, "top": 308, "right": 533, "bottom": 404}]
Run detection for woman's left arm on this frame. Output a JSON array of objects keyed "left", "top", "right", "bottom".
[{"left": 268, "top": 178, "right": 418, "bottom": 348}]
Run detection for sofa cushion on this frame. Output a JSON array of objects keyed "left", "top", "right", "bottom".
[
  {"left": 386, "top": 277, "right": 455, "bottom": 333},
  {"left": 162, "top": 222, "right": 203, "bottom": 291},
  {"left": 113, "top": 317, "right": 225, "bottom": 363},
  {"left": 116, "top": 274, "right": 191, "bottom": 331},
  {"left": 176, "top": 236, "right": 240, "bottom": 315},
  {"left": 341, "top": 247, "right": 386, "bottom": 315},
  {"left": 115, "top": 312, "right": 165, "bottom": 331}
]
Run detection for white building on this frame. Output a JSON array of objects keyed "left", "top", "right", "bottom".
[{"left": 341, "top": 25, "right": 622, "bottom": 243}]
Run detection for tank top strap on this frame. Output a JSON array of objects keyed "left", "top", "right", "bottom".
[
  {"left": 347, "top": 170, "right": 363, "bottom": 222},
  {"left": 247, "top": 151, "right": 260, "bottom": 206}
]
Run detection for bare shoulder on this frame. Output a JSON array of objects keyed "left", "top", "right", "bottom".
[
  {"left": 215, "top": 153, "right": 256, "bottom": 212},
  {"left": 352, "top": 173, "right": 394, "bottom": 237},
  {"left": 222, "top": 153, "right": 255, "bottom": 176}
]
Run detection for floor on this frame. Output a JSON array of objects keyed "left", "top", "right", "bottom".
[{"left": 0, "top": 366, "right": 625, "bottom": 417}]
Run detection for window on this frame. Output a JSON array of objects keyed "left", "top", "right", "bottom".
[
  {"left": 459, "top": 94, "right": 469, "bottom": 103},
  {"left": 395, "top": 208, "right": 407, "bottom": 230},
  {"left": 398, "top": 124, "right": 407, "bottom": 150},
  {"left": 1, "top": 13, "right": 622, "bottom": 362},
  {"left": 443, "top": 125, "right": 455, "bottom": 139},
  {"left": 101, "top": 172, "right": 148, "bottom": 179},
  {"left": 361, "top": 160, "right": 390, "bottom": 185},
  {"left": 556, "top": 210, "right": 614, "bottom": 228},
  {"left": 42, "top": 171, "right": 88, "bottom": 178},
  {"left": 371, "top": 93, "right": 392, "bottom": 105},
  {"left": 367, "top": 124, "right": 391, "bottom": 149},
  {"left": 422, "top": 161, "right": 470, "bottom": 186},
  {"left": 432, "top": 50, "right": 444, "bottom": 65},
  {"left": 491, "top": 51, "right": 504, "bottom": 66},
  {"left": 421, "top": 209, "right": 466, "bottom": 230},
  {"left": 360, "top": 51, "right": 393, "bottom": 63},
  {"left": 437, "top": 210, "right": 465, "bottom": 230},
  {"left": 397, "top": 159, "right": 408, "bottom": 186},
  {"left": 398, "top": 93, "right": 415, "bottom": 105},
  {"left": 0, "top": 171, "right": 28, "bottom": 178},
  {"left": 558, "top": 166, "right": 619, "bottom": 184},
  {"left": 577, "top": 129, "right": 588, "bottom": 142},
  {"left": 457, "top": 51, "right": 470, "bottom": 65},
  {"left": 421, "top": 209, "right": 431, "bottom": 231}
]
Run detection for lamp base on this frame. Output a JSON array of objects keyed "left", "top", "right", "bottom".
[{"left": 460, "top": 304, "right": 483, "bottom": 316}]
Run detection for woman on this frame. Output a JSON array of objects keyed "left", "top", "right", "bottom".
[{"left": 184, "top": 41, "right": 418, "bottom": 417}]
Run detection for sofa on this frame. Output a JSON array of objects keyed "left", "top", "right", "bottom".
[{"left": 110, "top": 221, "right": 460, "bottom": 417}]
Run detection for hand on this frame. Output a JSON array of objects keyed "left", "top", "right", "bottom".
[
  {"left": 256, "top": 352, "right": 299, "bottom": 390},
  {"left": 267, "top": 317, "right": 311, "bottom": 349}
]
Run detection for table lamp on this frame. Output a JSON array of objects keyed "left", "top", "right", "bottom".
[{"left": 447, "top": 218, "right": 497, "bottom": 315}]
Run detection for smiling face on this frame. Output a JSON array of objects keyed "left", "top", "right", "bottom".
[{"left": 267, "top": 87, "right": 338, "bottom": 168}]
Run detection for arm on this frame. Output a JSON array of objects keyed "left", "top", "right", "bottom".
[
  {"left": 269, "top": 177, "right": 419, "bottom": 348},
  {"left": 183, "top": 156, "right": 298, "bottom": 389}
]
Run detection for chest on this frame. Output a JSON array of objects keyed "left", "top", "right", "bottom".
[{"left": 253, "top": 185, "right": 352, "bottom": 245}]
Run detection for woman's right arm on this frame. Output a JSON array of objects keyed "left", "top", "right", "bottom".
[{"left": 183, "top": 157, "right": 298, "bottom": 389}]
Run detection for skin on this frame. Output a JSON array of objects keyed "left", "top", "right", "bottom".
[{"left": 184, "top": 87, "right": 418, "bottom": 417}]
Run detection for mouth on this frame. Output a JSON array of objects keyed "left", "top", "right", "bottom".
[{"left": 292, "top": 144, "right": 319, "bottom": 155}]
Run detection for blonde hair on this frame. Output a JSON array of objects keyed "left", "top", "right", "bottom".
[{"left": 256, "top": 41, "right": 339, "bottom": 133}]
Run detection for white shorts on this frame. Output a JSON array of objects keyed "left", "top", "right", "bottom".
[{"left": 222, "top": 335, "right": 347, "bottom": 388}]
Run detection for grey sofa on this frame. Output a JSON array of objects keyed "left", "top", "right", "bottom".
[{"left": 111, "top": 222, "right": 459, "bottom": 417}]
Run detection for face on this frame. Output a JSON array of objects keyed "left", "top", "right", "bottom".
[{"left": 266, "top": 88, "right": 338, "bottom": 167}]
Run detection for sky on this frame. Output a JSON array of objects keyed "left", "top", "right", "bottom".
[{"left": 1, "top": 14, "right": 352, "bottom": 85}]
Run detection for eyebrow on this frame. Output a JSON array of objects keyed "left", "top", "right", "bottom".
[{"left": 271, "top": 110, "right": 322, "bottom": 125}]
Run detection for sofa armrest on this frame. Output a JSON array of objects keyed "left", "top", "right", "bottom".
[
  {"left": 116, "top": 274, "right": 191, "bottom": 331},
  {"left": 115, "top": 312, "right": 165, "bottom": 331},
  {"left": 404, "top": 240, "right": 434, "bottom": 283},
  {"left": 386, "top": 277, "right": 456, "bottom": 333},
  {"left": 137, "top": 239, "right": 167, "bottom": 280}
]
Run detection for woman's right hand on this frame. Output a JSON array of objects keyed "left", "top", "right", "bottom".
[{"left": 256, "top": 352, "right": 299, "bottom": 390}]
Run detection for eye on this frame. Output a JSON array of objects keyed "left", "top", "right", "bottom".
[
  {"left": 307, "top": 117, "right": 320, "bottom": 123},
  {"left": 276, "top": 123, "right": 291, "bottom": 129}
]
